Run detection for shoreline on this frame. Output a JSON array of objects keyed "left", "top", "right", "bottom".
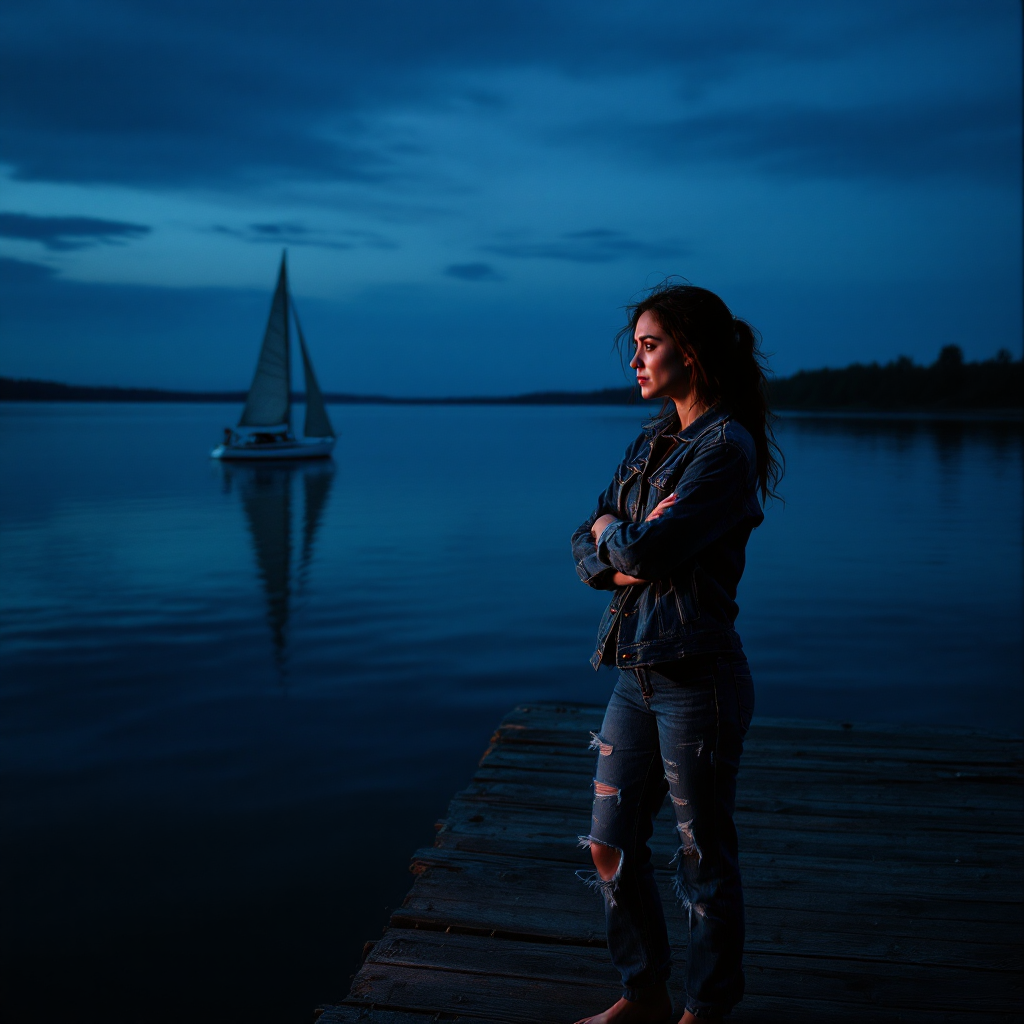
[{"left": 1, "top": 398, "right": 1019, "bottom": 422}]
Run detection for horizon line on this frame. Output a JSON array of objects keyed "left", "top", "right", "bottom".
[{"left": 2, "top": 347, "right": 1021, "bottom": 405}]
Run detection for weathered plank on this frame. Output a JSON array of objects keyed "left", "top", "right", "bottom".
[
  {"left": 494, "top": 705, "right": 1023, "bottom": 756},
  {"left": 432, "top": 804, "right": 1022, "bottom": 887},
  {"left": 330, "top": 704, "right": 1023, "bottom": 1024},
  {"left": 446, "top": 784, "right": 1022, "bottom": 832},
  {"left": 327, "top": 928, "right": 1021, "bottom": 1024},
  {"left": 463, "top": 772, "right": 1021, "bottom": 814},
  {"left": 393, "top": 852, "right": 1023, "bottom": 962},
  {"left": 482, "top": 734, "right": 1024, "bottom": 771},
  {"left": 408, "top": 844, "right": 1023, "bottom": 933},
  {"left": 433, "top": 810, "right": 1023, "bottom": 866}
]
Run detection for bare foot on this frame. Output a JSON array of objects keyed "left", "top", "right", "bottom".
[{"left": 575, "top": 988, "right": 673, "bottom": 1024}]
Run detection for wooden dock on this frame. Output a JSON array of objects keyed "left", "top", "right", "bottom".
[{"left": 319, "top": 703, "right": 1023, "bottom": 1024}]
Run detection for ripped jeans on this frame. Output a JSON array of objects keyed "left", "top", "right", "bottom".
[{"left": 579, "top": 653, "right": 754, "bottom": 1020}]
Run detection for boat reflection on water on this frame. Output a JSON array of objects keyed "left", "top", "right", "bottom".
[{"left": 218, "top": 459, "right": 335, "bottom": 679}]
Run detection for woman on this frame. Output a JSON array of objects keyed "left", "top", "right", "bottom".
[{"left": 570, "top": 284, "right": 781, "bottom": 1023}]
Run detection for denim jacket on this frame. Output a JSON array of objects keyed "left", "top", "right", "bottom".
[{"left": 571, "top": 406, "right": 764, "bottom": 670}]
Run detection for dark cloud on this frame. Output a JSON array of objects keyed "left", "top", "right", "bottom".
[
  {"left": 485, "top": 229, "right": 685, "bottom": 264},
  {"left": 3, "top": 0, "right": 1005, "bottom": 190},
  {"left": 444, "top": 262, "right": 502, "bottom": 282},
  {"left": 615, "top": 94, "right": 1021, "bottom": 183},
  {"left": 0, "top": 213, "right": 150, "bottom": 250},
  {"left": 209, "top": 223, "right": 396, "bottom": 250},
  {"left": 250, "top": 223, "right": 308, "bottom": 237},
  {"left": 0, "top": 1, "right": 526, "bottom": 187}
]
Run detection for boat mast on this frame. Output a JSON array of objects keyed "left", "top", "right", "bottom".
[{"left": 282, "top": 251, "right": 291, "bottom": 432}]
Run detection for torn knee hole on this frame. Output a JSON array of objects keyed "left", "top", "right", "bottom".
[
  {"left": 594, "top": 781, "right": 619, "bottom": 797},
  {"left": 589, "top": 840, "right": 622, "bottom": 882},
  {"left": 575, "top": 835, "right": 624, "bottom": 902},
  {"left": 669, "top": 820, "right": 703, "bottom": 866}
]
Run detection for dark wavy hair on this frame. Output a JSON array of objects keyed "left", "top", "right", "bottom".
[{"left": 616, "top": 282, "right": 783, "bottom": 503}]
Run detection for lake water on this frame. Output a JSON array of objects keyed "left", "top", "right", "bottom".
[{"left": 1, "top": 403, "right": 1021, "bottom": 1023}]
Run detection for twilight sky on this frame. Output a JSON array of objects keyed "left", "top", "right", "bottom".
[{"left": 0, "top": 0, "right": 1020, "bottom": 395}]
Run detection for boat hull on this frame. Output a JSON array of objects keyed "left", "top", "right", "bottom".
[{"left": 211, "top": 437, "right": 336, "bottom": 461}]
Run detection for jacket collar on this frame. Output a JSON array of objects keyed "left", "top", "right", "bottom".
[{"left": 642, "top": 404, "right": 727, "bottom": 442}]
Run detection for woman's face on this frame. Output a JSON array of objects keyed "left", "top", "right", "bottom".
[{"left": 630, "top": 310, "right": 691, "bottom": 401}]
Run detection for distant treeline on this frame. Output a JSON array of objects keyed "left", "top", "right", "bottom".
[
  {"left": 0, "top": 379, "right": 247, "bottom": 403},
  {"left": 1, "top": 346, "right": 1020, "bottom": 411},
  {"left": 769, "top": 346, "right": 1021, "bottom": 412}
]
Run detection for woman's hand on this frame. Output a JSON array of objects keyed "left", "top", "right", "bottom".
[
  {"left": 612, "top": 572, "right": 645, "bottom": 587},
  {"left": 646, "top": 492, "right": 679, "bottom": 521},
  {"left": 591, "top": 513, "right": 618, "bottom": 542}
]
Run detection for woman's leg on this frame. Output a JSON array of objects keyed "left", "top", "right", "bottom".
[
  {"left": 578, "top": 671, "right": 673, "bottom": 1017},
  {"left": 653, "top": 654, "right": 755, "bottom": 1020}
]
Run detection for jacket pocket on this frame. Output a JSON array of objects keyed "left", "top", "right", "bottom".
[
  {"left": 615, "top": 461, "right": 642, "bottom": 485},
  {"left": 614, "top": 462, "right": 643, "bottom": 520},
  {"left": 651, "top": 579, "right": 690, "bottom": 635}
]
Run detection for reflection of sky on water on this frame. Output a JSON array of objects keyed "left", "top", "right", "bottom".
[
  {"left": 218, "top": 461, "right": 335, "bottom": 677},
  {"left": 0, "top": 403, "right": 1018, "bottom": 716}
]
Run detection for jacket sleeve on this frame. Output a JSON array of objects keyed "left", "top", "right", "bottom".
[
  {"left": 571, "top": 478, "right": 618, "bottom": 590},
  {"left": 596, "top": 440, "right": 754, "bottom": 581},
  {"left": 570, "top": 436, "right": 644, "bottom": 591}
]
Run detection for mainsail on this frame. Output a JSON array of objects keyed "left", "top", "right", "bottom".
[
  {"left": 239, "top": 256, "right": 291, "bottom": 429},
  {"left": 292, "top": 302, "right": 335, "bottom": 439}
]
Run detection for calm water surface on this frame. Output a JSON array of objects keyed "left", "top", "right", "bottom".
[{"left": 1, "top": 403, "right": 1021, "bottom": 1023}]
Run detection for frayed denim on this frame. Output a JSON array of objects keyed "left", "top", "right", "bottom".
[{"left": 578, "top": 654, "right": 754, "bottom": 1019}]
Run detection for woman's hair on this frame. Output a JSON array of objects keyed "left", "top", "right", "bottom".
[{"left": 616, "top": 282, "right": 783, "bottom": 502}]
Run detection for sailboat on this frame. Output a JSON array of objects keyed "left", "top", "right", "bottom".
[{"left": 211, "top": 252, "right": 336, "bottom": 460}]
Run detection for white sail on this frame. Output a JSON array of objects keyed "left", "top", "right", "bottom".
[
  {"left": 239, "top": 256, "right": 291, "bottom": 429},
  {"left": 292, "top": 300, "right": 335, "bottom": 439}
]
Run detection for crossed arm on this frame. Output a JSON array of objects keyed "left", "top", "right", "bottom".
[{"left": 590, "top": 492, "right": 679, "bottom": 587}]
